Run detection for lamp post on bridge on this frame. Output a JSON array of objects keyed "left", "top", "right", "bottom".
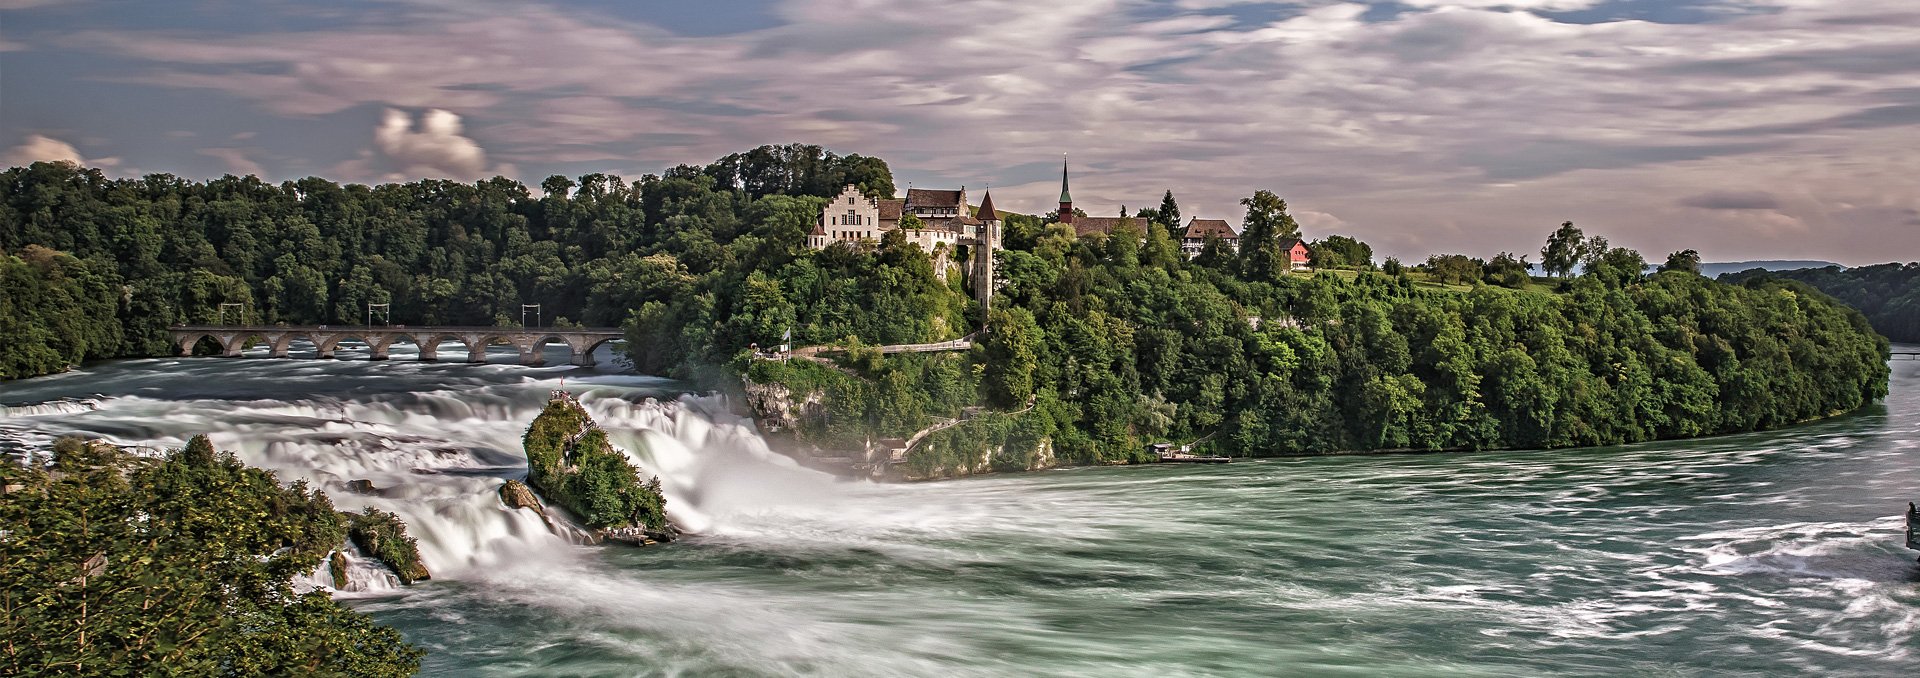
[{"left": 521, "top": 304, "right": 542, "bottom": 328}]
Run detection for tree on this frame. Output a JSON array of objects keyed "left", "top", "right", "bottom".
[
  {"left": 1310, "top": 235, "right": 1373, "bottom": 269},
  {"left": 1157, "top": 190, "right": 1181, "bottom": 230},
  {"left": 1236, "top": 190, "right": 1300, "bottom": 282},
  {"left": 0, "top": 437, "right": 423, "bottom": 676},
  {"left": 1423, "top": 254, "right": 1483, "bottom": 285},
  {"left": 1661, "top": 249, "right": 1701, "bottom": 274},
  {"left": 1541, "top": 221, "right": 1583, "bottom": 278},
  {"left": 982, "top": 307, "right": 1043, "bottom": 408},
  {"left": 1483, "top": 252, "right": 1530, "bottom": 289}
]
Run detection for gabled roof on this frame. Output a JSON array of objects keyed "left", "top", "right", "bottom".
[
  {"left": 905, "top": 188, "right": 964, "bottom": 208},
  {"left": 1072, "top": 216, "right": 1138, "bottom": 237},
  {"left": 975, "top": 190, "right": 997, "bottom": 221},
  {"left": 1277, "top": 237, "right": 1309, "bottom": 252},
  {"left": 877, "top": 199, "right": 904, "bottom": 220},
  {"left": 1184, "top": 218, "right": 1238, "bottom": 240}
]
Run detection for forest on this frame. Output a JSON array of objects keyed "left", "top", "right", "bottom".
[
  {"left": 1719, "top": 263, "right": 1920, "bottom": 343},
  {"left": 0, "top": 148, "right": 1893, "bottom": 471}
]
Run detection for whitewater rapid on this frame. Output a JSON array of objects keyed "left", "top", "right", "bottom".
[
  {"left": 0, "top": 349, "right": 854, "bottom": 590},
  {"left": 4, "top": 350, "right": 1916, "bottom": 676}
]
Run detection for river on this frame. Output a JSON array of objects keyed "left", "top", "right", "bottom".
[{"left": 2, "top": 344, "right": 1916, "bottom": 677}]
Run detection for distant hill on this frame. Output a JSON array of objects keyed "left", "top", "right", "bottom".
[
  {"left": 1699, "top": 260, "right": 1842, "bottom": 278},
  {"left": 1719, "top": 263, "right": 1920, "bottom": 343}
]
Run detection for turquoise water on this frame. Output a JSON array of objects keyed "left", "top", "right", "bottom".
[{"left": 4, "top": 348, "right": 1915, "bottom": 676}]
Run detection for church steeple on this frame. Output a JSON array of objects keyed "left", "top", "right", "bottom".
[
  {"left": 1059, "top": 155, "right": 1072, "bottom": 203},
  {"left": 1058, "top": 154, "right": 1074, "bottom": 225}
]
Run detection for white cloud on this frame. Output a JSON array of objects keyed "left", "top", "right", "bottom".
[
  {"left": 2, "top": 133, "right": 118, "bottom": 169},
  {"left": 197, "top": 147, "right": 265, "bottom": 177},
  {"left": 373, "top": 108, "right": 491, "bottom": 180},
  {"left": 3, "top": 134, "right": 83, "bottom": 165}
]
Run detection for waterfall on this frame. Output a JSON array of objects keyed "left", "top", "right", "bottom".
[{"left": 0, "top": 363, "right": 844, "bottom": 586}]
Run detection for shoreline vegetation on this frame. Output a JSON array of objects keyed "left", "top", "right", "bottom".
[
  {"left": 0, "top": 148, "right": 1894, "bottom": 480},
  {"left": 0, "top": 435, "right": 424, "bottom": 676}
]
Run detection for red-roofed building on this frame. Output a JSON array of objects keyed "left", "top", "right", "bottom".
[{"left": 1181, "top": 218, "right": 1239, "bottom": 258}]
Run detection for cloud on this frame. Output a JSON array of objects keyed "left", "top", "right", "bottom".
[
  {"left": 25, "top": 0, "right": 1920, "bottom": 264},
  {"left": 374, "top": 108, "right": 491, "bottom": 180},
  {"left": 3, "top": 134, "right": 83, "bottom": 165},
  {"left": 1679, "top": 190, "right": 1781, "bottom": 211},
  {"left": 2, "top": 133, "right": 120, "bottom": 169},
  {"left": 197, "top": 147, "right": 265, "bottom": 177}
]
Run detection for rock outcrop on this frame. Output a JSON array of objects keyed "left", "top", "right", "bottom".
[
  {"left": 498, "top": 478, "right": 556, "bottom": 532},
  {"left": 345, "top": 508, "right": 431, "bottom": 584},
  {"left": 522, "top": 392, "right": 676, "bottom": 545}
]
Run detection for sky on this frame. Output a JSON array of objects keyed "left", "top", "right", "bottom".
[{"left": 3, "top": 0, "right": 1917, "bottom": 265}]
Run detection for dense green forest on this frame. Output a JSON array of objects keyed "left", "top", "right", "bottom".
[
  {"left": 747, "top": 218, "right": 1890, "bottom": 473},
  {"left": 0, "top": 146, "right": 899, "bottom": 379},
  {"left": 1719, "top": 263, "right": 1920, "bottom": 343},
  {"left": 0, "top": 148, "right": 1892, "bottom": 470},
  {"left": 0, "top": 436, "right": 422, "bottom": 676}
]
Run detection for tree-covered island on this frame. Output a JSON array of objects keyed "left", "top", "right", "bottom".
[{"left": 0, "top": 146, "right": 1893, "bottom": 481}]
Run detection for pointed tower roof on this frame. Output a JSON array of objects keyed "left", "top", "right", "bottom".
[
  {"left": 1059, "top": 155, "right": 1072, "bottom": 204},
  {"left": 975, "top": 188, "right": 998, "bottom": 221}
]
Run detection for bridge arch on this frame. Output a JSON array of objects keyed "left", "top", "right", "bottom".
[
  {"left": 526, "top": 334, "right": 574, "bottom": 367},
  {"left": 466, "top": 334, "right": 517, "bottom": 364},
  {"left": 579, "top": 336, "right": 627, "bottom": 367},
  {"left": 316, "top": 334, "right": 380, "bottom": 360},
  {"left": 178, "top": 332, "right": 227, "bottom": 357},
  {"left": 271, "top": 332, "right": 320, "bottom": 359}
]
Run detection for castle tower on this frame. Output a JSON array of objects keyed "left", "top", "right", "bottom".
[
  {"left": 973, "top": 188, "right": 999, "bottom": 314},
  {"left": 1057, "top": 155, "right": 1074, "bottom": 226}
]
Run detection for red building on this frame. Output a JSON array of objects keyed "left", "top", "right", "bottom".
[{"left": 1277, "top": 238, "right": 1312, "bottom": 271}]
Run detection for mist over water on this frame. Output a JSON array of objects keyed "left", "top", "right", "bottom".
[{"left": 4, "top": 347, "right": 1917, "bottom": 676}]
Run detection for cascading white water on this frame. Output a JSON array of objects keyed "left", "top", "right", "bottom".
[{"left": 0, "top": 360, "right": 843, "bottom": 586}]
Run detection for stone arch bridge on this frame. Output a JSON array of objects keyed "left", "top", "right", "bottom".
[{"left": 168, "top": 325, "right": 625, "bottom": 366}]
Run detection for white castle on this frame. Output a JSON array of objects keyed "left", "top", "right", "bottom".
[{"left": 809, "top": 184, "right": 1001, "bottom": 308}]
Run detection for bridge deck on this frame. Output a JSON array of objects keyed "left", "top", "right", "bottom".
[{"left": 167, "top": 325, "right": 625, "bottom": 366}]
